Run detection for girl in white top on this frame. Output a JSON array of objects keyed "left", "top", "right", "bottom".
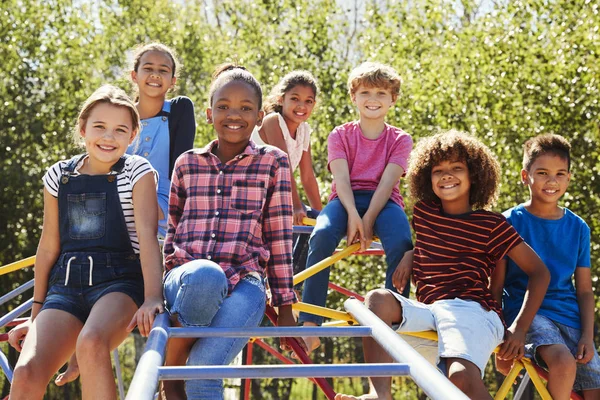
[
  {"left": 252, "top": 71, "right": 322, "bottom": 225},
  {"left": 251, "top": 71, "right": 323, "bottom": 275}
]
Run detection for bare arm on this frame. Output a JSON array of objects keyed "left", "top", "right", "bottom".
[
  {"left": 574, "top": 267, "right": 596, "bottom": 363},
  {"left": 298, "top": 147, "right": 322, "bottom": 212},
  {"left": 329, "top": 158, "right": 363, "bottom": 247},
  {"left": 32, "top": 189, "right": 61, "bottom": 320},
  {"left": 498, "top": 242, "right": 550, "bottom": 360},
  {"left": 9, "top": 189, "right": 60, "bottom": 351},
  {"left": 128, "top": 173, "right": 164, "bottom": 336},
  {"left": 260, "top": 116, "right": 306, "bottom": 224},
  {"left": 362, "top": 163, "right": 404, "bottom": 248}
]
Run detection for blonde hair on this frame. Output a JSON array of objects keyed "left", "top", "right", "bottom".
[
  {"left": 347, "top": 62, "right": 402, "bottom": 98},
  {"left": 73, "top": 85, "right": 140, "bottom": 147}
]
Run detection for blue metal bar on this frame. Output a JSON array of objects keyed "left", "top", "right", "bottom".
[
  {"left": 293, "top": 226, "right": 314, "bottom": 235},
  {"left": 0, "top": 280, "right": 34, "bottom": 307},
  {"left": 344, "top": 298, "right": 469, "bottom": 400},
  {"left": 0, "top": 299, "right": 32, "bottom": 329},
  {"left": 125, "top": 312, "right": 170, "bottom": 400},
  {"left": 168, "top": 326, "right": 372, "bottom": 339},
  {"left": 159, "top": 363, "right": 409, "bottom": 380},
  {"left": 0, "top": 350, "right": 13, "bottom": 382}
]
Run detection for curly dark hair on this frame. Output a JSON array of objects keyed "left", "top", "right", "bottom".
[
  {"left": 407, "top": 130, "right": 501, "bottom": 210},
  {"left": 523, "top": 134, "right": 571, "bottom": 171}
]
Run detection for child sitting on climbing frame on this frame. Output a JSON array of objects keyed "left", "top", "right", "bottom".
[
  {"left": 336, "top": 130, "right": 550, "bottom": 400},
  {"left": 298, "top": 62, "right": 414, "bottom": 355},
  {"left": 493, "top": 134, "right": 600, "bottom": 400}
]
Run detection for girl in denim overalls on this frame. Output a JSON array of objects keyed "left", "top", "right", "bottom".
[
  {"left": 128, "top": 43, "right": 196, "bottom": 238},
  {"left": 8, "top": 85, "right": 164, "bottom": 400}
]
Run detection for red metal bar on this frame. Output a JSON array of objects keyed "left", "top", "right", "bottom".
[
  {"left": 265, "top": 306, "right": 336, "bottom": 400},
  {"left": 328, "top": 283, "right": 364, "bottom": 301},
  {"left": 243, "top": 341, "right": 253, "bottom": 400},
  {"left": 333, "top": 248, "right": 385, "bottom": 256},
  {"left": 252, "top": 339, "right": 318, "bottom": 384}
]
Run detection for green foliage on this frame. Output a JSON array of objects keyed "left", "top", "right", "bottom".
[{"left": 1, "top": 0, "right": 599, "bottom": 398}]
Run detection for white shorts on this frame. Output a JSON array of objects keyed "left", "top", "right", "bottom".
[{"left": 390, "top": 292, "right": 504, "bottom": 377}]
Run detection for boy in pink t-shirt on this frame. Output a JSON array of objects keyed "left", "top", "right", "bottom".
[{"left": 298, "top": 62, "right": 413, "bottom": 354}]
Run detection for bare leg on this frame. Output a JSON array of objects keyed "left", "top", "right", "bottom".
[
  {"left": 446, "top": 358, "right": 492, "bottom": 400},
  {"left": 55, "top": 353, "right": 79, "bottom": 386},
  {"left": 77, "top": 292, "right": 138, "bottom": 400},
  {"left": 160, "top": 316, "right": 194, "bottom": 400},
  {"left": 334, "top": 289, "right": 402, "bottom": 400},
  {"left": 293, "top": 321, "right": 320, "bottom": 360},
  {"left": 537, "top": 344, "right": 577, "bottom": 400},
  {"left": 10, "top": 310, "right": 83, "bottom": 400}
]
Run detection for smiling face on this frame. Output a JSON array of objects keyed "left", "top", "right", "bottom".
[
  {"left": 80, "top": 103, "right": 136, "bottom": 173},
  {"left": 351, "top": 84, "right": 395, "bottom": 120},
  {"left": 431, "top": 159, "right": 472, "bottom": 214},
  {"left": 522, "top": 153, "right": 570, "bottom": 206},
  {"left": 280, "top": 84, "right": 316, "bottom": 125},
  {"left": 131, "top": 50, "right": 176, "bottom": 98},
  {"left": 206, "top": 80, "right": 264, "bottom": 150}
]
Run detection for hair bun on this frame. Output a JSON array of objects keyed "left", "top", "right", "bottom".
[{"left": 212, "top": 63, "right": 248, "bottom": 81}]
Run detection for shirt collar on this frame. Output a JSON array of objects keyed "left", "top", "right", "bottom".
[{"left": 196, "top": 139, "right": 260, "bottom": 159}]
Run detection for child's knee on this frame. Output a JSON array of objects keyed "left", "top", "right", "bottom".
[
  {"left": 12, "top": 360, "right": 51, "bottom": 393},
  {"left": 76, "top": 329, "right": 110, "bottom": 357},
  {"left": 364, "top": 289, "right": 401, "bottom": 322},
  {"left": 446, "top": 359, "right": 482, "bottom": 392},
  {"left": 540, "top": 344, "right": 577, "bottom": 377}
]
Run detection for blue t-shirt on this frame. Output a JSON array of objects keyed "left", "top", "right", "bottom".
[{"left": 502, "top": 204, "right": 591, "bottom": 329}]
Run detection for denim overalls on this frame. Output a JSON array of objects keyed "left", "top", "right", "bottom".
[
  {"left": 41, "top": 154, "right": 145, "bottom": 323},
  {"left": 127, "top": 100, "right": 171, "bottom": 237}
]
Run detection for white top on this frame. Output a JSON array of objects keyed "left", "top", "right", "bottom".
[
  {"left": 43, "top": 155, "right": 156, "bottom": 253},
  {"left": 251, "top": 113, "right": 311, "bottom": 172}
]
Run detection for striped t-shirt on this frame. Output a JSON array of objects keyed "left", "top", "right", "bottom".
[
  {"left": 412, "top": 201, "right": 522, "bottom": 322},
  {"left": 43, "top": 154, "right": 156, "bottom": 253}
]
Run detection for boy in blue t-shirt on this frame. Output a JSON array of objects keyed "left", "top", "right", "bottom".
[{"left": 492, "top": 134, "right": 600, "bottom": 399}]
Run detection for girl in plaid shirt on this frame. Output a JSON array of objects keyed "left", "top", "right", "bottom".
[{"left": 161, "top": 64, "right": 305, "bottom": 400}]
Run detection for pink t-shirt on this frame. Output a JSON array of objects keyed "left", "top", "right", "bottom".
[{"left": 327, "top": 121, "right": 412, "bottom": 208}]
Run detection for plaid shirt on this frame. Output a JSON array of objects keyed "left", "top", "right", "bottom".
[{"left": 164, "top": 140, "right": 297, "bottom": 307}]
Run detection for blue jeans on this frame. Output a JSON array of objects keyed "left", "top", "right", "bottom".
[
  {"left": 299, "top": 191, "right": 413, "bottom": 325},
  {"left": 163, "top": 260, "right": 266, "bottom": 400}
]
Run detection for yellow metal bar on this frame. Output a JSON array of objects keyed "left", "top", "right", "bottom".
[
  {"left": 401, "top": 330, "right": 439, "bottom": 341},
  {"left": 301, "top": 217, "right": 316, "bottom": 226},
  {"left": 522, "top": 359, "right": 552, "bottom": 400},
  {"left": 0, "top": 256, "right": 36, "bottom": 276},
  {"left": 292, "top": 302, "right": 356, "bottom": 323},
  {"left": 322, "top": 320, "right": 354, "bottom": 327},
  {"left": 494, "top": 360, "right": 524, "bottom": 400},
  {"left": 293, "top": 243, "right": 361, "bottom": 285}
]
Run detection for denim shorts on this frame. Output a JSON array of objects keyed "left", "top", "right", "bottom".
[
  {"left": 526, "top": 314, "right": 600, "bottom": 391},
  {"left": 390, "top": 292, "right": 504, "bottom": 377},
  {"left": 41, "top": 252, "right": 145, "bottom": 323}
]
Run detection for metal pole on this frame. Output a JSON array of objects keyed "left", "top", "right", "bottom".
[
  {"left": 0, "top": 280, "right": 34, "bottom": 307},
  {"left": 125, "top": 312, "right": 170, "bottom": 400},
  {"left": 159, "top": 363, "right": 410, "bottom": 380},
  {"left": 168, "top": 326, "right": 371, "bottom": 339},
  {"left": 0, "top": 299, "right": 32, "bottom": 329},
  {"left": 112, "top": 348, "right": 125, "bottom": 400},
  {"left": 0, "top": 349, "right": 13, "bottom": 382},
  {"left": 344, "top": 298, "right": 470, "bottom": 400}
]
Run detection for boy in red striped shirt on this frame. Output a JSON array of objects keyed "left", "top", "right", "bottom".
[{"left": 336, "top": 131, "right": 549, "bottom": 400}]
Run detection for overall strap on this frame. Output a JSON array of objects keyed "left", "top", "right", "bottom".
[{"left": 63, "top": 154, "right": 87, "bottom": 174}]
